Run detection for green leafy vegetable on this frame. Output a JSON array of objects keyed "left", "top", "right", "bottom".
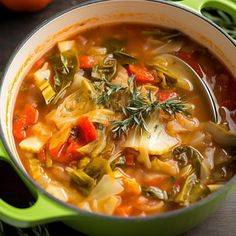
[
  {"left": 84, "top": 157, "right": 111, "bottom": 181},
  {"left": 110, "top": 155, "right": 126, "bottom": 170},
  {"left": 113, "top": 51, "right": 138, "bottom": 65},
  {"left": 173, "top": 146, "right": 204, "bottom": 177},
  {"left": 50, "top": 50, "right": 77, "bottom": 103},
  {"left": 204, "top": 121, "right": 236, "bottom": 147},
  {"left": 70, "top": 169, "right": 95, "bottom": 196},
  {"left": 103, "top": 38, "right": 127, "bottom": 53},
  {"left": 141, "top": 186, "right": 168, "bottom": 200},
  {"left": 175, "top": 172, "right": 209, "bottom": 206},
  {"left": 92, "top": 55, "right": 117, "bottom": 81}
]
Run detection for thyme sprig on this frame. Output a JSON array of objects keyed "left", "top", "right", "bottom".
[{"left": 112, "top": 76, "right": 191, "bottom": 138}]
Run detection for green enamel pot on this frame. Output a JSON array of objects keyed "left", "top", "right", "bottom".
[{"left": 0, "top": 0, "right": 236, "bottom": 235}]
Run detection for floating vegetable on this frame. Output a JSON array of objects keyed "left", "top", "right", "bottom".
[{"left": 205, "top": 121, "right": 236, "bottom": 147}]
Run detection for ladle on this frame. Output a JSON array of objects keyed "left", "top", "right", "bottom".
[{"left": 158, "top": 54, "right": 219, "bottom": 123}]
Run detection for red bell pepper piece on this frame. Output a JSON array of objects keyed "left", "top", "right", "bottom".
[
  {"left": 128, "top": 65, "right": 155, "bottom": 84},
  {"left": 77, "top": 116, "right": 97, "bottom": 144},
  {"left": 49, "top": 139, "right": 82, "bottom": 164},
  {"left": 23, "top": 104, "right": 39, "bottom": 125},
  {"left": 158, "top": 91, "right": 177, "bottom": 102},
  {"left": 79, "top": 55, "right": 96, "bottom": 69},
  {"left": 13, "top": 116, "right": 27, "bottom": 141}
]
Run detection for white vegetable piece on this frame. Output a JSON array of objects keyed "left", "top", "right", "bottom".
[
  {"left": 46, "top": 182, "right": 68, "bottom": 202},
  {"left": 19, "top": 137, "right": 45, "bottom": 153},
  {"left": 124, "top": 121, "right": 180, "bottom": 156},
  {"left": 88, "top": 174, "right": 124, "bottom": 201},
  {"left": 58, "top": 40, "right": 75, "bottom": 52}
]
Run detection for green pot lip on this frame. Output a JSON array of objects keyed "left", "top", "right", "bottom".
[{"left": 0, "top": 0, "right": 236, "bottom": 222}]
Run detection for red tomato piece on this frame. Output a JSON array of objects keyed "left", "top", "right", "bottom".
[
  {"left": 77, "top": 117, "right": 97, "bottom": 144},
  {"left": 158, "top": 91, "right": 177, "bottom": 102},
  {"left": 128, "top": 65, "right": 155, "bottom": 83},
  {"left": 125, "top": 153, "right": 136, "bottom": 166},
  {"left": 49, "top": 141, "right": 82, "bottom": 164},
  {"left": 13, "top": 116, "right": 27, "bottom": 141},
  {"left": 23, "top": 104, "right": 39, "bottom": 125},
  {"left": 79, "top": 56, "right": 96, "bottom": 69}
]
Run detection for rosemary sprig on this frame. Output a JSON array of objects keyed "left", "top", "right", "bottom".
[
  {"left": 112, "top": 76, "right": 190, "bottom": 138},
  {"left": 96, "top": 80, "right": 129, "bottom": 107}
]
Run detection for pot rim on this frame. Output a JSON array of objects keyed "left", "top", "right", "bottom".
[{"left": 0, "top": 0, "right": 236, "bottom": 221}]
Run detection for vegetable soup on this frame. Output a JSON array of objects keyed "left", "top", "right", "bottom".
[{"left": 13, "top": 24, "right": 236, "bottom": 217}]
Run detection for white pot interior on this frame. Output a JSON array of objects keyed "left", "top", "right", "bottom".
[{"left": 1, "top": 0, "right": 236, "bottom": 167}]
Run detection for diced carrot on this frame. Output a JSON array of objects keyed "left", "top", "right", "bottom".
[
  {"left": 13, "top": 116, "right": 27, "bottom": 141},
  {"left": 79, "top": 55, "right": 96, "bottom": 69},
  {"left": 128, "top": 65, "right": 155, "bottom": 84},
  {"left": 125, "top": 153, "right": 136, "bottom": 166},
  {"left": 176, "top": 51, "right": 203, "bottom": 77},
  {"left": 158, "top": 91, "right": 177, "bottom": 102},
  {"left": 23, "top": 104, "right": 39, "bottom": 125},
  {"left": 77, "top": 117, "right": 97, "bottom": 144}
]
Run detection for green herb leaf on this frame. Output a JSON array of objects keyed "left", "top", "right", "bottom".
[
  {"left": 50, "top": 50, "right": 77, "bottom": 104},
  {"left": 141, "top": 186, "right": 168, "bottom": 200},
  {"left": 173, "top": 146, "right": 204, "bottom": 177},
  {"left": 110, "top": 155, "right": 126, "bottom": 170},
  {"left": 113, "top": 51, "right": 138, "bottom": 65},
  {"left": 92, "top": 55, "right": 117, "bottom": 81},
  {"left": 103, "top": 38, "right": 127, "bottom": 53}
]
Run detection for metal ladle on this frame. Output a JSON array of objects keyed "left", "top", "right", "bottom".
[{"left": 158, "top": 54, "right": 219, "bottom": 123}]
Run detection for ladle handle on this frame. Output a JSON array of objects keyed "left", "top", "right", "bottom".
[
  {"left": 0, "top": 139, "right": 77, "bottom": 227},
  {"left": 178, "top": 0, "right": 236, "bottom": 18}
]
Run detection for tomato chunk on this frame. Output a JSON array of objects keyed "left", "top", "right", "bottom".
[
  {"left": 128, "top": 65, "right": 155, "bottom": 83},
  {"left": 77, "top": 117, "right": 97, "bottom": 144},
  {"left": 158, "top": 91, "right": 177, "bottom": 102},
  {"left": 79, "top": 56, "right": 96, "bottom": 69},
  {"left": 13, "top": 116, "right": 27, "bottom": 141},
  {"left": 49, "top": 140, "right": 82, "bottom": 164},
  {"left": 23, "top": 104, "right": 39, "bottom": 125}
]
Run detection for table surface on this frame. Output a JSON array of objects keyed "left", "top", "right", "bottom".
[{"left": 0, "top": 0, "right": 236, "bottom": 235}]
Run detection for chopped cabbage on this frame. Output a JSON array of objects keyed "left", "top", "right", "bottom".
[
  {"left": 123, "top": 121, "right": 180, "bottom": 156},
  {"left": 19, "top": 137, "right": 45, "bottom": 153},
  {"left": 58, "top": 40, "right": 75, "bottom": 53},
  {"left": 88, "top": 174, "right": 124, "bottom": 201},
  {"left": 46, "top": 78, "right": 97, "bottom": 128}
]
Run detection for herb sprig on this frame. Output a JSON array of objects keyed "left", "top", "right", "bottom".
[{"left": 111, "top": 75, "right": 191, "bottom": 138}]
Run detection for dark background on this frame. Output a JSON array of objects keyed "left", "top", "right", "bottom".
[{"left": 0, "top": 0, "right": 236, "bottom": 235}]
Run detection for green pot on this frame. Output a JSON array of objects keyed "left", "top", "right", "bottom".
[{"left": 0, "top": 1, "right": 236, "bottom": 235}]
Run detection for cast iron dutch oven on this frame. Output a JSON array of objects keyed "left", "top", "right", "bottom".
[{"left": 0, "top": 1, "right": 236, "bottom": 235}]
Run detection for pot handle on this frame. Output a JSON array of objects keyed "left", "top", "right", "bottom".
[
  {"left": 177, "top": 0, "right": 236, "bottom": 18},
  {"left": 0, "top": 140, "right": 78, "bottom": 227}
]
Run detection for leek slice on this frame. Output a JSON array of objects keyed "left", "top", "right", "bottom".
[{"left": 34, "top": 62, "right": 56, "bottom": 104}]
